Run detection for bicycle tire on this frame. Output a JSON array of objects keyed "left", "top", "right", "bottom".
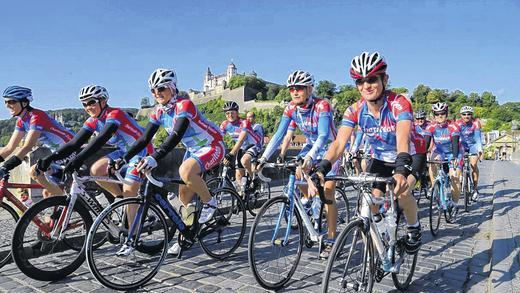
[
  {"left": 0, "top": 202, "right": 19, "bottom": 268},
  {"left": 86, "top": 197, "right": 169, "bottom": 291},
  {"left": 462, "top": 169, "right": 470, "bottom": 212},
  {"left": 248, "top": 196, "right": 304, "bottom": 290},
  {"left": 429, "top": 181, "right": 441, "bottom": 236},
  {"left": 11, "top": 196, "right": 92, "bottom": 281},
  {"left": 391, "top": 211, "right": 418, "bottom": 290},
  {"left": 321, "top": 218, "right": 374, "bottom": 293}
]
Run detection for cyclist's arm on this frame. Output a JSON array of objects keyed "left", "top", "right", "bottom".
[
  {"left": 229, "top": 130, "right": 247, "bottom": 156},
  {"left": 280, "top": 129, "right": 294, "bottom": 158},
  {"left": 150, "top": 117, "right": 189, "bottom": 161},
  {"left": 474, "top": 124, "right": 483, "bottom": 153},
  {"left": 306, "top": 113, "right": 332, "bottom": 160},
  {"left": 123, "top": 123, "right": 159, "bottom": 162},
  {"left": 395, "top": 120, "right": 411, "bottom": 154},
  {"left": 350, "top": 129, "right": 364, "bottom": 153},
  {"left": 452, "top": 135, "right": 460, "bottom": 158},
  {"left": 261, "top": 116, "right": 291, "bottom": 160},
  {"left": 323, "top": 125, "right": 354, "bottom": 164},
  {"left": 48, "top": 128, "right": 93, "bottom": 161},
  {"left": 0, "top": 130, "right": 24, "bottom": 161},
  {"left": 73, "top": 123, "right": 119, "bottom": 164},
  {"left": 0, "top": 130, "right": 41, "bottom": 171}
]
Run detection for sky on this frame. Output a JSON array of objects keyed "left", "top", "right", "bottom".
[{"left": 1, "top": 0, "right": 519, "bottom": 119}]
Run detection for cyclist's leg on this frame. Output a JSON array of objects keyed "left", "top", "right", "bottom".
[
  {"left": 242, "top": 146, "right": 258, "bottom": 180},
  {"left": 29, "top": 164, "right": 63, "bottom": 197},
  {"left": 122, "top": 156, "right": 144, "bottom": 226},
  {"left": 449, "top": 158, "right": 462, "bottom": 203},
  {"left": 235, "top": 149, "right": 246, "bottom": 194},
  {"left": 469, "top": 153, "right": 479, "bottom": 188},
  {"left": 91, "top": 156, "right": 123, "bottom": 197}
]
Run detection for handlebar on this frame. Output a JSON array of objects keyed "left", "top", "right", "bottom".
[{"left": 256, "top": 159, "right": 302, "bottom": 183}]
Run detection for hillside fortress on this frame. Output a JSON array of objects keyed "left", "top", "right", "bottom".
[{"left": 202, "top": 62, "right": 257, "bottom": 95}]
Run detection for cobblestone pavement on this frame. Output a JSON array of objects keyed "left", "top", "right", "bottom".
[{"left": 0, "top": 159, "right": 518, "bottom": 292}]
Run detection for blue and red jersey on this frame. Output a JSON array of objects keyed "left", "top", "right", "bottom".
[
  {"left": 342, "top": 91, "right": 415, "bottom": 163},
  {"left": 252, "top": 123, "right": 265, "bottom": 148},
  {"left": 15, "top": 108, "right": 75, "bottom": 151},
  {"left": 263, "top": 96, "right": 336, "bottom": 160},
  {"left": 424, "top": 120, "right": 460, "bottom": 158},
  {"left": 150, "top": 96, "right": 223, "bottom": 153},
  {"left": 220, "top": 118, "right": 262, "bottom": 150},
  {"left": 455, "top": 118, "right": 483, "bottom": 154},
  {"left": 415, "top": 120, "right": 430, "bottom": 137},
  {"left": 83, "top": 107, "right": 153, "bottom": 154}
]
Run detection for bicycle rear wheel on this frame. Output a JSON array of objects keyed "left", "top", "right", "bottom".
[
  {"left": 11, "top": 196, "right": 91, "bottom": 281},
  {"left": 429, "top": 181, "right": 442, "bottom": 236},
  {"left": 200, "top": 187, "right": 246, "bottom": 259},
  {"left": 248, "top": 196, "right": 304, "bottom": 290},
  {"left": 391, "top": 211, "right": 418, "bottom": 291},
  {"left": 321, "top": 218, "right": 374, "bottom": 293},
  {"left": 86, "top": 198, "right": 169, "bottom": 291},
  {"left": 0, "top": 202, "right": 19, "bottom": 268}
]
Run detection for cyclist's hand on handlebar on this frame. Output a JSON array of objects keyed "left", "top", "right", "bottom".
[
  {"left": 136, "top": 156, "right": 158, "bottom": 173},
  {"left": 276, "top": 154, "right": 284, "bottom": 164},
  {"left": 223, "top": 153, "right": 234, "bottom": 166},
  {"left": 64, "top": 158, "right": 82, "bottom": 174},
  {"left": 110, "top": 157, "right": 127, "bottom": 171},
  {"left": 302, "top": 155, "right": 313, "bottom": 172},
  {"left": 392, "top": 173, "right": 409, "bottom": 197},
  {"left": 256, "top": 157, "right": 267, "bottom": 172},
  {"left": 36, "top": 157, "right": 52, "bottom": 173}
]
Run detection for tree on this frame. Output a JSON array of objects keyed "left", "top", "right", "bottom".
[
  {"left": 274, "top": 87, "right": 291, "bottom": 103},
  {"left": 391, "top": 87, "right": 409, "bottom": 95},
  {"left": 315, "top": 80, "right": 337, "bottom": 98},
  {"left": 411, "top": 84, "right": 431, "bottom": 104},
  {"left": 266, "top": 84, "right": 281, "bottom": 100}
]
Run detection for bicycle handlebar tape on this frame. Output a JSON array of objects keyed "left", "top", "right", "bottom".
[
  {"left": 395, "top": 152, "right": 413, "bottom": 178},
  {"left": 317, "top": 159, "right": 332, "bottom": 175}
]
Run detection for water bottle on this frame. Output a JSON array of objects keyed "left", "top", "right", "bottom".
[
  {"left": 374, "top": 213, "right": 387, "bottom": 240},
  {"left": 168, "top": 192, "right": 183, "bottom": 213},
  {"left": 311, "top": 196, "right": 322, "bottom": 229},
  {"left": 240, "top": 177, "right": 248, "bottom": 194},
  {"left": 385, "top": 207, "right": 397, "bottom": 246},
  {"left": 183, "top": 203, "right": 196, "bottom": 226},
  {"left": 301, "top": 197, "right": 312, "bottom": 216}
]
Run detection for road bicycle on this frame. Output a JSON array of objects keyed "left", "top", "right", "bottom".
[
  {"left": 0, "top": 172, "right": 44, "bottom": 269},
  {"left": 248, "top": 160, "right": 350, "bottom": 290},
  {"left": 428, "top": 160, "right": 458, "bottom": 236},
  {"left": 85, "top": 171, "right": 246, "bottom": 291},
  {"left": 11, "top": 168, "right": 129, "bottom": 281},
  {"left": 321, "top": 173, "right": 418, "bottom": 293},
  {"left": 460, "top": 154, "right": 475, "bottom": 212}
]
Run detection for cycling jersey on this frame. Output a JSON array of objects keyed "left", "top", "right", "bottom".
[
  {"left": 252, "top": 123, "right": 265, "bottom": 148},
  {"left": 415, "top": 121, "right": 430, "bottom": 137},
  {"left": 412, "top": 124, "right": 427, "bottom": 154},
  {"left": 423, "top": 120, "right": 460, "bottom": 159},
  {"left": 350, "top": 129, "right": 372, "bottom": 155},
  {"left": 150, "top": 96, "right": 224, "bottom": 170},
  {"left": 15, "top": 108, "right": 75, "bottom": 151},
  {"left": 455, "top": 118, "right": 483, "bottom": 154},
  {"left": 220, "top": 118, "right": 262, "bottom": 150},
  {"left": 342, "top": 91, "right": 415, "bottom": 163},
  {"left": 83, "top": 107, "right": 153, "bottom": 154},
  {"left": 263, "top": 96, "right": 336, "bottom": 161}
]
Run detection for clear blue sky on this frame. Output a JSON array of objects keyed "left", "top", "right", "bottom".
[{"left": 1, "top": 0, "right": 519, "bottom": 119}]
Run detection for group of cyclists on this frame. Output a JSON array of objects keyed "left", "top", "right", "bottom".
[{"left": 0, "top": 50, "right": 485, "bottom": 288}]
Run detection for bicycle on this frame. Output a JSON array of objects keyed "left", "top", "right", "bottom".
[
  {"left": 11, "top": 167, "right": 130, "bottom": 281},
  {"left": 0, "top": 173, "right": 44, "bottom": 269},
  {"left": 85, "top": 171, "right": 246, "bottom": 291},
  {"left": 247, "top": 160, "right": 351, "bottom": 290},
  {"left": 460, "top": 154, "right": 474, "bottom": 212},
  {"left": 412, "top": 171, "right": 430, "bottom": 204},
  {"left": 428, "top": 160, "right": 457, "bottom": 237},
  {"left": 206, "top": 162, "right": 270, "bottom": 217},
  {"left": 321, "top": 173, "right": 418, "bottom": 293}
]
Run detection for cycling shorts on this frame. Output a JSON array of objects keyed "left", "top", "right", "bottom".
[
  {"left": 411, "top": 153, "right": 427, "bottom": 181},
  {"left": 107, "top": 150, "right": 143, "bottom": 183},
  {"left": 183, "top": 141, "right": 225, "bottom": 173},
  {"left": 366, "top": 159, "right": 395, "bottom": 193}
]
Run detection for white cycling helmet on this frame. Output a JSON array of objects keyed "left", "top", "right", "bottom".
[
  {"left": 286, "top": 70, "right": 314, "bottom": 87},
  {"left": 148, "top": 68, "right": 177, "bottom": 89},
  {"left": 79, "top": 85, "right": 109, "bottom": 101},
  {"left": 349, "top": 51, "right": 387, "bottom": 79},
  {"left": 432, "top": 102, "right": 448, "bottom": 113},
  {"left": 460, "top": 105, "right": 474, "bottom": 114}
]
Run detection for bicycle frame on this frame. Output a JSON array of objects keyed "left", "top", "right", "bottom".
[{"left": 429, "top": 161, "right": 451, "bottom": 210}]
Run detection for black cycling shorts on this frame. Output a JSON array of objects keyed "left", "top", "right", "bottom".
[
  {"left": 411, "top": 153, "right": 427, "bottom": 181},
  {"left": 366, "top": 159, "right": 395, "bottom": 193}
]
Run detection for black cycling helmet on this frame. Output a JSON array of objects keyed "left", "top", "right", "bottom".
[
  {"left": 415, "top": 109, "right": 426, "bottom": 119},
  {"left": 223, "top": 101, "right": 239, "bottom": 112}
]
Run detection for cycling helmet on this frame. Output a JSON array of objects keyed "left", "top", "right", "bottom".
[
  {"left": 3, "top": 86, "right": 33, "bottom": 102},
  {"left": 79, "top": 85, "right": 109, "bottom": 101},
  {"left": 460, "top": 105, "right": 474, "bottom": 114},
  {"left": 350, "top": 51, "right": 387, "bottom": 79},
  {"left": 415, "top": 109, "right": 426, "bottom": 119},
  {"left": 148, "top": 68, "right": 177, "bottom": 89},
  {"left": 286, "top": 70, "right": 314, "bottom": 87},
  {"left": 223, "top": 101, "right": 239, "bottom": 112},
  {"left": 431, "top": 102, "right": 448, "bottom": 113}
]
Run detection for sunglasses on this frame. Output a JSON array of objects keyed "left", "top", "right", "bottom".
[
  {"left": 4, "top": 99, "right": 19, "bottom": 105},
  {"left": 355, "top": 75, "right": 380, "bottom": 86},
  {"left": 461, "top": 113, "right": 472, "bottom": 116},
  {"left": 82, "top": 99, "right": 98, "bottom": 107},
  {"left": 151, "top": 86, "right": 168, "bottom": 94},
  {"left": 415, "top": 118, "right": 425, "bottom": 121},
  {"left": 288, "top": 85, "right": 306, "bottom": 93},
  {"left": 434, "top": 112, "right": 447, "bottom": 117}
]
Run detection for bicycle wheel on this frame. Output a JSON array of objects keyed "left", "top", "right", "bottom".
[
  {"left": 248, "top": 196, "right": 304, "bottom": 290},
  {"left": 462, "top": 170, "right": 469, "bottom": 212},
  {"left": 200, "top": 187, "right": 246, "bottom": 259},
  {"left": 321, "top": 218, "right": 374, "bottom": 293},
  {"left": 320, "top": 187, "right": 350, "bottom": 234},
  {"left": 391, "top": 211, "right": 418, "bottom": 291},
  {"left": 429, "top": 181, "right": 442, "bottom": 236},
  {"left": 11, "top": 196, "right": 92, "bottom": 281},
  {"left": 0, "top": 202, "right": 19, "bottom": 268},
  {"left": 86, "top": 198, "right": 169, "bottom": 291}
]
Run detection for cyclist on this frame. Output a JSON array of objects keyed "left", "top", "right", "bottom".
[
  {"left": 313, "top": 51, "right": 421, "bottom": 254},
  {"left": 424, "top": 102, "right": 462, "bottom": 215},
  {"left": 118, "top": 68, "right": 224, "bottom": 255},
  {"left": 220, "top": 102, "right": 263, "bottom": 195},
  {"left": 456, "top": 106, "right": 483, "bottom": 201},
  {"left": 0, "top": 86, "right": 75, "bottom": 197},
  {"left": 414, "top": 109, "right": 430, "bottom": 136},
  {"left": 37, "top": 85, "right": 152, "bottom": 233},
  {"left": 246, "top": 111, "right": 265, "bottom": 149},
  {"left": 257, "top": 70, "right": 339, "bottom": 258}
]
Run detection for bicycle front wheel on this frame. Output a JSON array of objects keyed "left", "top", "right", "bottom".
[
  {"left": 248, "top": 196, "right": 304, "bottom": 290},
  {"left": 200, "top": 187, "right": 246, "bottom": 259},
  {"left": 0, "top": 202, "right": 19, "bottom": 268},
  {"left": 462, "top": 171, "right": 470, "bottom": 212},
  {"left": 11, "top": 196, "right": 91, "bottom": 281},
  {"left": 322, "top": 218, "right": 374, "bottom": 293},
  {"left": 86, "top": 198, "right": 169, "bottom": 291},
  {"left": 429, "top": 181, "right": 442, "bottom": 236},
  {"left": 391, "top": 211, "right": 418, "bottom": 291}
]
